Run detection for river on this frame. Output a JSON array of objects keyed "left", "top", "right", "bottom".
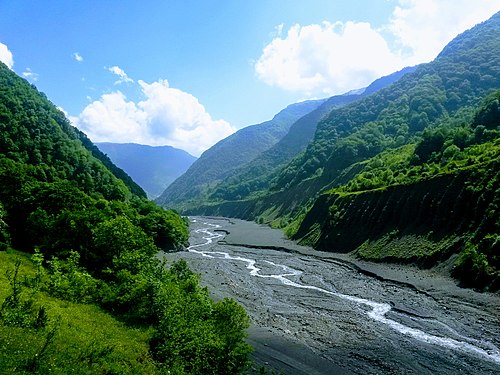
[{"left": 162, "top": 217, "right": 500, "bottom": 374}]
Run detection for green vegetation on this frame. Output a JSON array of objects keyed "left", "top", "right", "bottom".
[
  {"left": 329, "top": 103, "right": 500, "bottom": 195},
  {"left": 355, "top": 233, "right": 462, "bottom": 263},
  {"left": 0, "top": 156, "right": 189, "bottom": 270},
  {"left": 0, "top": 61, "right": 252, "bottom": 373},
  {"left": 296, "top": 91, "right": 500, "bottom": 290},
  {"left": 0, "top": 251, "right": 156, "bottom": 374},
  {"left": 0, "top": 250, "right": 252, "bottom": 373}
]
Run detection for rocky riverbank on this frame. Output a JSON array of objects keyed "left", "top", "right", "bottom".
[{"left": 163, "top": 217, "right": 500, "bottom": 374}]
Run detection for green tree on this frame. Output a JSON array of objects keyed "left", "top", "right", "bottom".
[
  {"left": 92, "top": 216, "right": 157, "bottom": 274},
  {"left": 473, "top": 89, "right": 500, "bottom": 129}
]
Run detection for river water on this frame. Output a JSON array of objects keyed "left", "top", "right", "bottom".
[{"left": 164, "top": 217, "right": 500, "bottom": 374}]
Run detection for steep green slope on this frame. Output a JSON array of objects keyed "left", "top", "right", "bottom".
[
  {"left": 273, "top": 13, "right": 499, "bottom": 196},
  {"left": 155, "top": 99, "right": 324, "bottom": 208},
  {"left": 208, "top": 66, "right": 417, "bottom": 203},
  {"left": 0, "top": 62, "right": 252, "bottom": 373},
  {"left": 183, "top": 13, "right": 500, "bottom": 290},
  {"left": 0, "top": 65, "right": 146, "bottom": 199},
  {"left": 96, "top": 142, "right": 196, "bottom": 198},
  {"left": 0, "top": 61, "right": 188, "bottom": 254},
  {"left": 294, "top": 93, "right": 500, "bottom": 289},
  {"left": 190, "top": 12, "right": 499, "bottom": 219}
]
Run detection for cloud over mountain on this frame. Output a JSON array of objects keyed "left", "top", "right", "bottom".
[
  {"left": 255, "top": 0, "right": 499, "bottom": 97},
  {"left": 22, "top": 67, "right": 39, "bottom": 82},
  {"left": 0, "top": 42, "right": 14, "bottom": 69},
  {"left": 388, "top": 0, "right": 499, "bottom": 63},
  {"left": 71, "top": 78, "right": 235, "bottom": 156},
  {"left": 255, "top": 21, "right": 402, "bottom": 96}
]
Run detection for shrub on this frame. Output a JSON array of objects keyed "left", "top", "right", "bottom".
[
  {"left": 0, "top": 259, "right": 48, "bottom": 329},
  {"left": 45, "top": 251, "right": 99, "bottom": 304},
  {"left": 453, "top": 242, "right": 491, "bottom": 288}
]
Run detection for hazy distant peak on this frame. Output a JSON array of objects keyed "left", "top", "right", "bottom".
[{"left": 343, "top": 87, "right": 366, "bottom": 96}]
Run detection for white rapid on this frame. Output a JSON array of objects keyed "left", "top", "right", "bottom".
[{"left": 188, "top": 220, "right": 500, "bottom": 365}]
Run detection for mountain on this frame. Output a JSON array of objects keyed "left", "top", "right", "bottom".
[
  {"left": 180, "top": 12, "right": 500, "bottom": 290},
  {"left": 158, "top": 67, "right": 416, "bottom": 211},
  {"left": 155, "top": 99, "right": 325, "bottom": 208},
  {"left": 96, "top": 142, "right": 196, "bottom": 198},
  {"left": 0, "top": 69, "right": 146, "bottom": 199},
  {"left": 294, "top": 90, "right": 500, "bottom": 290},
  {"left": 207, "top": 66, "right": 417, "bottom": 203}
]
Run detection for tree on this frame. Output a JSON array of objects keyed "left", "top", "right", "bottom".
[
  {"left": 473, "top": 89, "right": 500, "bottom": 129},
  {"left": 92, "top": 216, "right": 157, "bottom": 274}
]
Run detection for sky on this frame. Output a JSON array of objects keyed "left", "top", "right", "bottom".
[{"left": 0, "top": 1, "right": 498, "bottom": 156}]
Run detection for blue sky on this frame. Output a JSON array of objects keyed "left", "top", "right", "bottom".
[{"left": 0, "top": 1, "right": 498, "bottom": 156}]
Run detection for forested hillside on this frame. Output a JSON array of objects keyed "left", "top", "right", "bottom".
[
  {"left": 182, "top": 12, "right": 500, "bottom": 290},
  {"left": 295, "top": 91, "right": 500, "bottom": 290},
  {"left": 206, "top": 66, "right": 417, "bottom": 204},
  {"left": 0, "top": 62, "right": 252, "bottom": 373},
  {"left": 156, "top": 99, "right": 324, "bottom": 209},
  {"left": 96, "top": 142, "right": 196, "bottom": 198}
]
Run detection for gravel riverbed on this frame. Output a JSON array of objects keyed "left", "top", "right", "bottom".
[{"left": 162, "top": 217, "right": 500, "bottom": 374}]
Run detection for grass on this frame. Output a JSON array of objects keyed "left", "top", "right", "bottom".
[
  {"left": 326, "top": 138, "right": 500, "bottom": 197},
  {"left": 354, "top": 232, "right": 462, "bottom": 264},
  {"left": 0, "top": 250, "right": 158, "bottom": 374}
]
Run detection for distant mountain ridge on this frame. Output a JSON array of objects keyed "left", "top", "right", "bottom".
[
  {"left": 207, "top": 66, "right": 417, "bottom": 203},
  {"left": 96, "top": 142, "right": 196, "bottom": 198},
  {"left": 156, "top": 99, "right": 325, "bottom": 207},
  {"left": 158, "top": 66, "right": 416, "bottom": 210}
]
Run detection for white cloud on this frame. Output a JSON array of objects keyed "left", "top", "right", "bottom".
[
  {"left": 388, "top": 0, "right": 499, "bottom": 64},
  {"left": 0, "top": 42, "right": 14, "bottom": 69},
  {"left": 72, "top": 79, "right": 235, "bottom": 156},
  {"left": 275, "top": 23, "right": 284, "bottom": 36},
  {"left": 255, "top": 21, "right": 403, "bottom": 96},
  {"left": 107, "top": 65, "right": 133, "bottom": 85},
  {"left": 73, "top": 52, "right": 83, "bottom": 62},
  {"left": 255, "top": 1, "right": 499, "bottom": 97},
  {"left": 22, "top": 68, "right": 39, "bottom": 81}
]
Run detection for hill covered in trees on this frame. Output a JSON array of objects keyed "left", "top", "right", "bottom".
[
  {"left": 158, "top": 67, "right": 416, "bottom": 211},
  {"left": 174, "top": 12, "right": 500, "bottom": 290},
  {"left": 0, "top": 61, "right": 252, "bottom": 373},
  {"left": 155, "top": 99, "right": 325, "bottom": 209},
  {"left": 204, "top": 66, "right": 417, "bottom": 205},
  {"left": 96, "top": 142, "right": 196, "bottom": 198},
  {"left": 295, "top": 90, "right": 500, "bottom": 290}
]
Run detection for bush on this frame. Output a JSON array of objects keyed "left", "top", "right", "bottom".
[
  {"left": 150, "top": 260, "right": 252, "bottom": 374},
  {"left": 0, "top": 259, "right": 47, "bottom": 329},
  {"left": 45, "top": 251, "right": 99, "bottom": 304},
  {"left": 453, "top": 242, "right": 491, "bottom": 288}
]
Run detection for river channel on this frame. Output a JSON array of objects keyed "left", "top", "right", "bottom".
[{"left": 162, "top": 217, "right": 500, "bottom": 374}]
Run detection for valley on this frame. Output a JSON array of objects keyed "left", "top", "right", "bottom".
[
  {"left": 166, "top": 217, "right": 500, "bottom": 374},
  {"left": 2, "top": 4, "right": 499, "bottom": 374},
  {"left": 158, "top": 12, "right": 500, "bottom": 292}
]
